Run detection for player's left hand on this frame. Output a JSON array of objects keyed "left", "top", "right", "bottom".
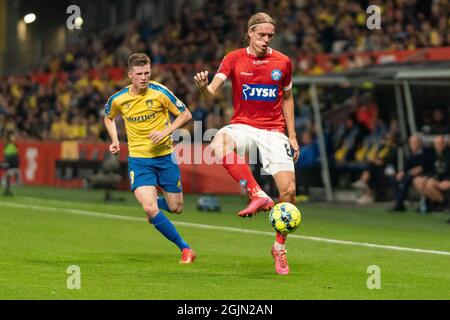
[
  {"left": 148, "top": 130, "right": 167, "bottom": 144},
  {"left": 289, "top": 137, "right": 300, "bottom": 163}
]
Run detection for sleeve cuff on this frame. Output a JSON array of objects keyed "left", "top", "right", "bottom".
[
  {"left": 283, "top": 81, "right": 293, "bottom": 91},
  {"left": 215, "top": 73, "right": 227, "bottom": 81}
]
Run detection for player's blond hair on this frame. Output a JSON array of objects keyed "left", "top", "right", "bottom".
[
  {"left": 128, "top": 53, "right": 151, "bottom": 70},
  {"left": 244, "top": 12, "right": 276, "bottom": 45}
]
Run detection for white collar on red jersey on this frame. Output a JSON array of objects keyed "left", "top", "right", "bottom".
[{"left": 246, "top": 46, "right": 273, "bottom": 56}]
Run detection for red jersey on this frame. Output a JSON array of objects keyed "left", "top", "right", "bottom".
[{"left": 216, "top": 47, "right": 292, "bottom": 132}]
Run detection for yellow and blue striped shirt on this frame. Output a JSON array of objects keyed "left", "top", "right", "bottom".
[{"left": 105, "top": 80, "right": 186, "bottom": 158}]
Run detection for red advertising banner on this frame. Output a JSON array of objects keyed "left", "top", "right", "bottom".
[{"left": 0, "top": 140, "right": 241, "bottom": 194}]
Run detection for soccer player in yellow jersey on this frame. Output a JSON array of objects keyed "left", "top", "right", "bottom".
[{"left": 104, "top": 53, "right": 195, "bottom": 264}]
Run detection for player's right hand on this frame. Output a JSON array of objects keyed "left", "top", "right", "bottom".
[
  {"left": 109, "top": 141, "right": 120, "bottom": 154},
  {"left": 194, "top": 71, "right": 209, "bottom": 88}
]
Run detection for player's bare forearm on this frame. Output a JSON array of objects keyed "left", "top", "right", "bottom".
[
  {"left": 199, "top": 85, "right": 215, "bottom": 99},
  {"left": 104, "top": 116, "right": 119, "bottom": 143},
  {"left": 149, "top": 109, "right": 192, "bottom": 144},
  {"left": 164, "top": 109, "right": 192, "bottom": 135},
  {"left": 194, "top": 72, "right": 224, "bottom": 99},
  {"left": 149, "top": 108, "right": 192, "bottom": 144}
]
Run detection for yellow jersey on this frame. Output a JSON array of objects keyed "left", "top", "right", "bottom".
[{"left": 105, "top": 81, "right": 186, "bottom": 158}]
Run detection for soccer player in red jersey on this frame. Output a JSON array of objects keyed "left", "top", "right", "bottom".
[{"left": 194, "top": 13, "right": 299, "bottom": 275}]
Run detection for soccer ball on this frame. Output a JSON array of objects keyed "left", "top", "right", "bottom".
[{"left": 269, "top": 202, "right": 302, "bottom": 235}]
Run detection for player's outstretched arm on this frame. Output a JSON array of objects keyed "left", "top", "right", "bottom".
[
  {"left": 148, "top": 109, "right": 192, "bottom": 144},
  {"left": 194, "top": 71, "right": 225, "bottom": 99},
  {"left": 104, "top": 116, "right": 120, "bottom": 154}
]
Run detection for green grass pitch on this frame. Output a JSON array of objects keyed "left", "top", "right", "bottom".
[{"left": 0, "top": 186, "right": 449, "bottom": 300}]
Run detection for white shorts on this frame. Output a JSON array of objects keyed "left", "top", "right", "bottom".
[{"left": 217, "top": 124, "right": 295, "bottom": 176}]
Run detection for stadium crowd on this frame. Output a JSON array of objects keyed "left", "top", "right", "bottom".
[
  {"left": 1, "top": 0, "right": 450, "bottom": 141},
  {"left": 0, "top": 0, "right": 449, "bottom": 213}
]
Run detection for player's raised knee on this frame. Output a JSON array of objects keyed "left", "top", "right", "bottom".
[{"left": 169, "top": 202, "right": 183, "bottom": 214}]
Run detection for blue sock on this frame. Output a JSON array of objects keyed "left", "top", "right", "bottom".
[
  {"left": 151, "top": 211, "right": 189, "bottom": 251},
  {"left": 157, "top": 196, "right": 172, "bottom": 213}
]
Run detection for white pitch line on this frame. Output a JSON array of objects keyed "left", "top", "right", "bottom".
[{"left": 1, "top": 201, "right": 450, "bottom": 256}]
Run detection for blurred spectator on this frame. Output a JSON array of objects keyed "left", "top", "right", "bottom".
[
  {"left": 50, "top": 114, "right": 70, "bottom": 140},
  {"left": 296, "top": 129, "right": 322, "bottom": 196},
  {"left": 334, "top": 113, "right": 367, "bottom": 162},
  {"left": 0, "top": 114, "right": 7, "bottom": 137},
  {"left": 421, "top": 135, "right": 450, "bottom": 212},
  {"left": 86, "top": 114, "right": 102, "bottom": 142},
  {"left": 421, "top": 109, "right": 450, "bottom": 135},
  {"left": 295, "top": 93, "right": 313, "bottom": 132},
  {"left": 351, "top": 132, "right": 398, "bottom": 204},
  {"left": 356, "top": 93, "right": 378, "bottom": 133},
  {"left": 298, "top": 130, "right": 320, "bottom": 168},
  {"left": 36, "top": 111, "right": 52, "bottom": 140},
  {"left": 390, "top": 134, "right": 435, "bottom": 212}
]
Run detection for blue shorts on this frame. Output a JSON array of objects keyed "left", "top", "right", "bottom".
[{"left": 128, "top": 154, "right": 182, "bottom": 193}]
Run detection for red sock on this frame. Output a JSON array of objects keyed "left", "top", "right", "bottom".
[
  {"left": 222, "top": 152, "right": 262, "bottom": 198},
  {"left": 275, "top": 232, "right": 287, "bottom": 245}
]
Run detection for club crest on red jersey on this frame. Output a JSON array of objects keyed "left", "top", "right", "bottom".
[{"left": 271, "top": 69, "right": 283, "bottom": 81}]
